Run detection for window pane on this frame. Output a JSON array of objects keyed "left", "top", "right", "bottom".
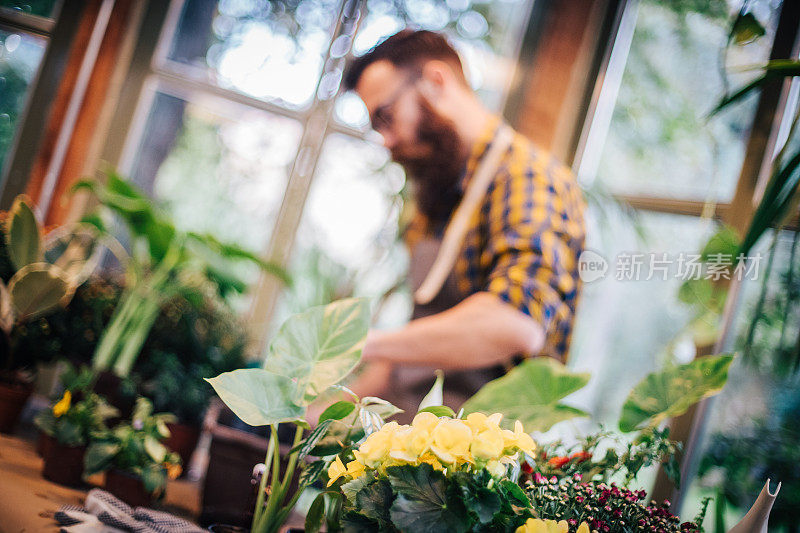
[
  {"left": 0, "top": 27, "right": 45, "bottom": 171},
  {"left": 127, "top": 88, "right": 303, "bottom": 306},
  {"left": 591, "top": 0, "right": 778, "bottom": 201},
  {"left": 567, "top": 208, "right": 716, "bottom": 422},
  {"left": 0, "top": 0, "right": 58, "bottom": 18},
  {"left": 161, "top": 0, "right": 338, "bottom": 110},
  {"left": 335, "top": 0, "right": 531, "bottom": 128},
  {"left": 274, "top": 133, "right": 411, "bottom": 327}
]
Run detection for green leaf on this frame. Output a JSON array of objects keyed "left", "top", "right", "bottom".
[
  {"left": 140, "top": 464, "right": 166, "bottom": 495},
  {"left": 418, "top": 370, "right": 444, "bottom": 411},
  {"left": 418, "top": 406, "right": 456, "bottom": 418},
  {"left": 355, "top": 477, "right": 393, "bottom": 523},
  {"left": 388, "top": 464, "right": 471, "bottom": 533},
  {"left": 730, "top": 12, "right": 766, "bottom": 45},
  {"left": 299, "top": 460, "right": 327, "bottom": 489},
  {"left": 264, "top": 298, "right": 370, "bottom": 405},
  {"left": 292, "top": 419, "right": 333, "bottom": 460},
  {"left": 498, "top": 480, "right": 531, "bottom": 508},
  {"left": 305, "top": 492, "right": 326, "bottom": 533},
  {"left": 319, "top": 401, "right": 356, "bottom": 423},
  {"left": 710, "top": 60, "right": 800, "bottom": 116},
  {"left": 6, "top": 195, "right": 42, "bottom": 271},
  {"left": 84, "top": 442, "right": 120, "bottom": 475},
  {"left": 341, "top": 473, "right": 373, "bottom": 504},
  {"left": 205, "top": 369, "right": 305, "bottom": 426},
  {"left": 8, "top": 263, "right": 71, "bottom": 321},
  {"left": 619, "top": 354, "right": 734, "bottom": 432},
  {"left": 144, "top": 435, "right": 167, "bottom": 463},
  {"left": 459, "top": 482, "right": 501, "bottom": 524},
  {"left": 462, "top": 358, "right": 590, "bottom": 432}
]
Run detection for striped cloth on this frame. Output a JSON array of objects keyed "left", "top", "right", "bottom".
[
  {"left": 405, "top": 116, "right": 586, "bottom": 361},
  {"left": 55, "top": 488, "right": 204, "bottom": 533}
]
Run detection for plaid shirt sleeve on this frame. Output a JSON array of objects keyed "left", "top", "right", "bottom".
[{"left": 480, "top": 139, "right": 585, "bottom": 359}]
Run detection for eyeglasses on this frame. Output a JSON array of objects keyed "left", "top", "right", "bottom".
[{"left": 370, "top": 75, "right": 420, "bottom": 134}]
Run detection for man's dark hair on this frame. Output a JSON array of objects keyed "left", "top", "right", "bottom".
[{"left": 344, "top": 29, "right": 467, "bottom": 91}]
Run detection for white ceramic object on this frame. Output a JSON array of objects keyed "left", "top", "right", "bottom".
[{"left": 728, "top": 479, "right": 781, "bottom": 533}]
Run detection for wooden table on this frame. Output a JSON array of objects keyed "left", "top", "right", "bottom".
[{"left": 0, "top": 433, "right": 201, "bottom": 532}]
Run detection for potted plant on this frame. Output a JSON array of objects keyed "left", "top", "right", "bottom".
[
  {"left": 84, "top": 396, "right": 181, "bottom": 507},
  {"left": 204, "top": 297, "right": 376, "bottom": 532},
  {"left": 34, "top": 364, "right": 118, "bottom": 485},
  {"left": 133, "top": 294, "right": 249, "bottom": 470},
  {"left": 0, "top": 196, "right": 102, "bottom": 432},
  {"left": 73, "top": 171, "right": 289, "bottom": 379}
]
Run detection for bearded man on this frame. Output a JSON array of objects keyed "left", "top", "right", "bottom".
[{"left": 341, "top": 29, "right": 586, "bottom": 416}]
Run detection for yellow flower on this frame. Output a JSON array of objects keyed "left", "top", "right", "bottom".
[
  {"left": 411, "top": 411, "right": 440, "bottom": 433},
  {"left": 417, "top": 452, "right": 444, "bottom": 471},
  {"left": 471, "top": 425, "right": 505, "bottom": 461},
  {"left": 358, "top": 423, "right": 398, "bottom": 467},
  {"left": 515, "top": 518, "right": 569, "bottom": 533},
  {"left": 346, "top": 459, "right": 366, "bottom": 479},
  {"left": 515, "top": 519, "right": 593, "bottom": 533},
  {"left": 465, "top": 412, "right": 503, "bottom": 434},
  {"left": 166, "top": 462, "right": 182, "bottom": 480},
  {"left": 327, "top": 456, "right": 347, "bottom": 487},
  {"left": 503, "top": 420, "right": 536, "bottom": 456},
  {"left": 52, "top": 390, "right": 72, "bottom": 418},
  {"left": 486, "top": 459, "right": 507, "bottom": 477},
  {"left": 390, "top": 425, "right": 433, "bottom": 463},
  {"left": 430, "top": 418, "right": 472, "bottom": 464}
]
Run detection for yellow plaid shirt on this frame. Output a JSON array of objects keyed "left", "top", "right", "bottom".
[{"left": 406, "top": 117, "right": 586, "bottom": 361}]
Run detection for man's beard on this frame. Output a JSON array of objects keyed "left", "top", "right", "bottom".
[{"left": 391, "top": 97, "right": 465, "bottom": 225}]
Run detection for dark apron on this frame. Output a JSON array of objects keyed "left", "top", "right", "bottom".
[{"left": 383, "top": 236, "right": 505, "bottom": 423}]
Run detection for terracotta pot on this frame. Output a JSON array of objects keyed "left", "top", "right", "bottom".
[
  {"left": 164, "top": 421, "right": 201, "bottom": 470},
  {"left": 42, "top": 437, "right": 87, "bottom": 487},
  {"left": 0, "top": 380, "right": 33, "bottom": 433},
  {"left": 37, "top": 430, "right": 54, "bottom": 457},
  {"left": 104, "top": 468, "right": 155, "bottom": 508}
]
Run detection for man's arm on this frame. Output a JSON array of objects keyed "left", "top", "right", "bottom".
[{"left": 362, "top": 292, "right": 544, "bottom": 370}]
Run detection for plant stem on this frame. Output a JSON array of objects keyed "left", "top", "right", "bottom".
[
  {"left": 252, "top": 428, "right": 277, "bottom": 532},
  {"left": 259, "top": 424, "right": 283, "bottom": 533}
]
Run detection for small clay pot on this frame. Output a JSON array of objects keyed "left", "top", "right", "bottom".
[
  {"left": 104, "top": 468, "right": 155, "bottom": 508},
  {"left": 0, "top": 380, "right": 33, "bottom": 434},
  {"left": 164, "top": 421, "right": 201, "bottom": 471},
  {"left": 37, "top": 430, "right": 54, "bottom": 457},
  {"left": 42, "top": 437, "right": 87, "bottom": 487}
]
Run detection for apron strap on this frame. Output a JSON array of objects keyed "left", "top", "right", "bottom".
[{"left": 414, "top": 124, "right": 514, "bottom": 305}]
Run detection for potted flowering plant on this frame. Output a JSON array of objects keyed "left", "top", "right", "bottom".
[
  {"left": 34, "top": 364, "right": 118, "bottom": 486},
  {"left": 84, "top": 397, "right": 181, "bottom": 507},
  {"left": 0, "top": 195, "right": 103, "bottom": 432}
]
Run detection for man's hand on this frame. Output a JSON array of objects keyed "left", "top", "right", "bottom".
[{"left": 362, "top": 292, "right": 544, "bottom": 370}]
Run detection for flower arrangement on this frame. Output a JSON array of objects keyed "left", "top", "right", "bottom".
[
  {"left": 84, "top": 397, "right": 181, "bottom": 502},
  {"left": 525, "top": 474, "right": 707, "bottom": 532},
  {"left": 207, "top": 298, "right": 737, "bottom": 532}
]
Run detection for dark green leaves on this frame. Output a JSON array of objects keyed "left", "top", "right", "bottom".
[{"left": 388, "top": 464, "right": 470, "bottom": 533}]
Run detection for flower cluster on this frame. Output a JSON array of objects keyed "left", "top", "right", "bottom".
[
  {"left": 527, "top": 474, "right": 701, "bottom": 532},
  {"left": 517, "top": 518, "right": 594, "bottom": 533},
  {"left": 328, "top": 411, "right": 535, "bottom": 486}
]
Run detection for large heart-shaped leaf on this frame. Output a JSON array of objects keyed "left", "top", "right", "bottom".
[
  {"left": 264, "top": 298, "right": 370, "bottom": 405},
  {"left": 461, "top": 358, "right": 590, "bottom": 432},
  {"left": 619, "top": 354, "right": 734, "bottom": 433},
  {"left": 8, "top": 263, "right": 71, "bottom": 321},
  {"left": 6, "top": 195, "right": 42, "bottom": 271},
  {"left": 205, "top": 369, "right": 305, "bottom": 427}
]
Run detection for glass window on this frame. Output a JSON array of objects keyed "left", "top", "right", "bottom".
[
  {"left": 567, "top": 208, "right": 716, "bottom": 422},
  {"left": 0, "top": 27, "right": 46, "bottom": 171},
  {"left": 0, "top": 0, "right": 58, "bottom": 19},
  {"left": 126, "top": 88, "right": 303, "bottom": 307},
  {"left": 589, "top": 0, "right": 778, "bottom": 201},
  {"left": 335, "top": 0, "right": 531, "bottom": 129},
  {"left": 161, "top": 0, "right": 339, "bottom": 110},
  {"left": 274, "top": 133, "right": 411, "bottom": 326}
]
